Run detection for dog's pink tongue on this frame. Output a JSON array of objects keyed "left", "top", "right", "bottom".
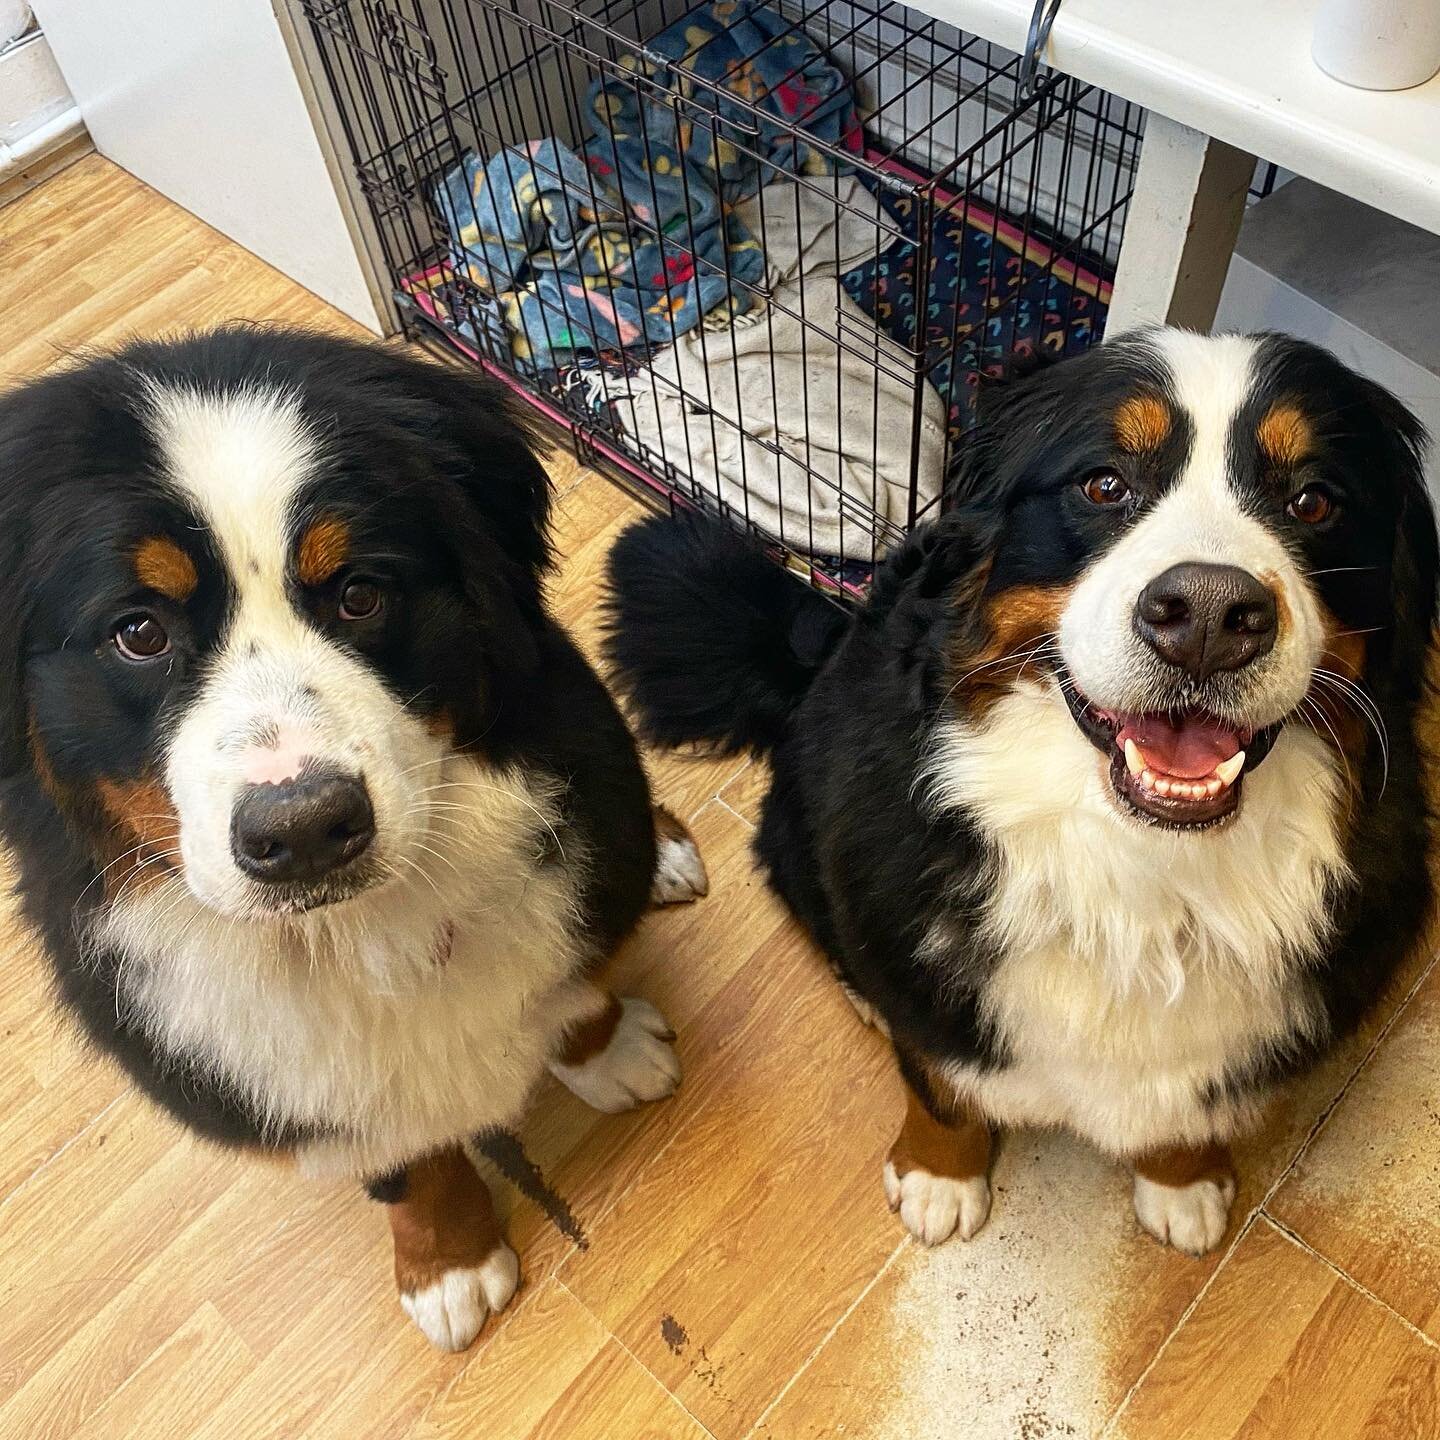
[{"left": 1117, "top": 715, "right": 1241, "bottom": 779}]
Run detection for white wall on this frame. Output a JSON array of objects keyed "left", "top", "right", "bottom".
[{"left": 32, "top": 0, "right": 382, "bottom": 330}]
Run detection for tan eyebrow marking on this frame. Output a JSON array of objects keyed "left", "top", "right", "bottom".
[
  {"left": 134, "top": 536, "right": 198, "bottom": 602},
  {"left": 296, "top": 516, "right": 350, "bottom": 587},
  {"left": 1257, "top": 403, "right": 1313, "bottom": 467},
  {"left": 1113, "top": 393, "right": 1171, "bottom": 453}
]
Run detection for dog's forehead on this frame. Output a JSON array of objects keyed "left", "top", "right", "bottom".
[
  {"left": 140, "top": 380, "right": 321, "bottom": 587},
  {"left": 1115, "top": 332, "right": 1382, "bottom": 490}
]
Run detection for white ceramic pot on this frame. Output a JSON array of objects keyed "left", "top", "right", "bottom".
[{"left": 1313, "top": 0, "right": 1440, "bottom": 91}]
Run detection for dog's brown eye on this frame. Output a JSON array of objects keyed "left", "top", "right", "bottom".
[
  {"left": 114, "top": 616, "right": 170, "bottom": 661},
  {"left": 338, "top": 579, "right": 383, "bottom": 621},
  {"left": 1287, "top": 487, "right": 1333, "bottom": 524},
  {"left": 1081, "top": 470, "right": 1130, "bottom": 506}
]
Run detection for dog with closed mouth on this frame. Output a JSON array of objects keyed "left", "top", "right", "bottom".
[
  {"left": 605, "top": 329, "right": 1437, "bottom": 1256},
  {"left": 0, "top": 326, "right": 707, "bottom": 1350}
]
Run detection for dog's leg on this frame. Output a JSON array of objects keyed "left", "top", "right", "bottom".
[
  {"left": 377, "top": 1145, "right": 520, "bottom": 1351},
  {"left": 650, "top": 805, "right": 708, "bottom": 905},
  {"left": 883, "top": 1072, "right": 993, "bottom": 1246},
  {"left": 1130, "top": 1140, "right": 1237, "bottom": 1256},
  {"left": 548, "top": 983, "right": 681, "bottom": 1113}
]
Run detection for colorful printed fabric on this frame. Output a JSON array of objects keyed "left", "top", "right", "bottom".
[
  {"left": 435, "top": 0, "right": 861, "bottom": 369},
  {"left": 841, "top": 187, "right": 1109, "bottom": 440}
]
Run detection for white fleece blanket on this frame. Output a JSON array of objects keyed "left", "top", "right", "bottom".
[{"left": 615, "top": 268, "right": 946, "bottom": 559}]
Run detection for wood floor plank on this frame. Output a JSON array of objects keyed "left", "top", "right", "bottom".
[
  {"left": 1113, "top": 1219, "right": 1440, "bottom": 1440},
  {"left": 556, "top": 925, "right": 901, "bottom": 1439},
  {"left": 1268, "top": 963, "right": 1440, "bottom": 1340},
  {"left": 413, "top": 1279, "right": 711, "bottom": 1440},
  {"left": 66, "top": 1304, "right": 255, "bottom": 1440}
]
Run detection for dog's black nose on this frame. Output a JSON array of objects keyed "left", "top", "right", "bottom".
[
  {"left": 1134, "top": 562, "right": 1278, "bottom": 678},
  {"left": 231, "top": 774, "right": 374, "bottom": 883}
]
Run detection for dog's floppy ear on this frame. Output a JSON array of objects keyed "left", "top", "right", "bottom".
[
  {"left": 0, "top": 392, "right": 35, "bottom": 779},
  {"left": 387, "top": 354, "right": 554, "bottom": 617},
  {"left": 1357, "top": 379, "right": 1438, "bottom": 701}
]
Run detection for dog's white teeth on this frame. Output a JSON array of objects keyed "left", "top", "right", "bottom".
[
  {"left": 1140, "top": 769, "right": 1157, "bottom": 791},
  {"left": 1154, "top": 778, "right": 1173, "bottom": 798},
  {"left": 1124, "top": 738, "right": 1144, "bottom": 775},
  {"left": 1206, "top": 778, "right": 1222, "bottom": 798},
  {"left": 1214, "top": 752, "right": 1246, "bottom": 787}
]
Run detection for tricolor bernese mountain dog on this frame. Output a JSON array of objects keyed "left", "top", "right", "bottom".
[
  {"left": 606, "top": 329, "right": 1437, "bottom": 1257},
  {"left": 0, "top": 326, "right": 707, "bottom": 1351}
]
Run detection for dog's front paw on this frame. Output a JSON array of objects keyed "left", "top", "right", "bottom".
[
  {"left": 650, "top": 808, "right": 708, "bottom": 905},
  {"left": 400, "top": 1242, "right": 520, "bottom": 1351},
  {"left": 883, "top": 1161, "right": 992, "bottom": 1246},
  {"left": 1132, "top": 1174, "right": 1236, "bottom": 1256},
  {"left": 550, "top": 997, "right": 680, "bottom": 1113}
]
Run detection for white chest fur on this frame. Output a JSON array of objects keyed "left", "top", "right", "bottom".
[
  {"left": 924, "top": 683, "right": 1350, "bottom": 1154},
  {"left": 98, "top": 758, "right": 594, "bottom": 1178}
]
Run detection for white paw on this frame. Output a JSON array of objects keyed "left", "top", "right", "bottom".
[
  {"left": 883, "top": 1161, "right": 992, "bottom": 1246},
  {"left": 400, "top": 1243, "right": 520, "bottom": 1351},
  {"left": 650, "top": 830, "right": 709, "bottom": 904},
  {"left": 840, "top": 981, "right": 891, "bottom": 1038},
  {"left": 550, "top": 997, "right": 681, "bottom": 1113},
  {"left": 1132, "top": 1174, "right": 1236, "bottom": 1256}
]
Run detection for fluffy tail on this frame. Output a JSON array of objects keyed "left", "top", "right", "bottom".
[{"left": 602, "top": 514, "right": 846, "bottom": 755}]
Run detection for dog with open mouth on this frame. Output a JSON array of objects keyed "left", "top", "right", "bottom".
[
  {"left": 605, "top": 329, "right": 1437, "bottom": 1256},
  {"left": 0, "top": 327, "right": 707, "bottom": 1350}
]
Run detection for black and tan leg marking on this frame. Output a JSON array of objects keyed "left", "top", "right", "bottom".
[
  {"left": 649, "top": 805, "right": 708, "bottom": 905},
  {"left": 1130, "top": 1139, "right": 1237, "bottom": 1256},
  {"left": 372, "top": 1145, "right": 519, "bottom": 1351},
  {"left": 884, "top": 1054, "right": 994, "bottom": 1246},
  {"left": 548, "top": 980, "right": 681, "bottom": 1113}
]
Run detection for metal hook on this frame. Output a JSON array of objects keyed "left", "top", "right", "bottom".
[{"left": 1020, "top": 0, "right": 1064, "bottom": 95}]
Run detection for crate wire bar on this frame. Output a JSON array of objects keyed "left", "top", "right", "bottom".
[{"left": 301, "top": 0, "right": 1144, "bottom": 593}]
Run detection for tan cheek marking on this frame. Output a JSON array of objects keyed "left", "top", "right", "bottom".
[
  {"left": 389, "top": 1146, "right": 505, "bottom": 1297},
  {"left": 296, "top": 516, "right": 350, "bottom": 587},
  {"left": 1318, "top": 604, "right": 1367, "bottom": 683},
  {"left": 27, "top": 717, "right": 62, "bottom": 804},
  {"left": 1114, "top": 393, "right": 1171, "bottom": 453},
  {"left": 134, "top": 536, "right": 198, "bottom": 602},
  {"left": 1258, "top": 403, "right": 1312, "bottom": 468},
  {"left": 426, "top": 708, "right": 454, "bottom": 741},
  {"left": 1302, "top": 602, "right": 1370, "bottom": 769},
  {"left": 950, "top": 584, "right": 1072, "bottom": 715},
  {"left": 95, "top": 776, "right": 182, "bottom": 897}
]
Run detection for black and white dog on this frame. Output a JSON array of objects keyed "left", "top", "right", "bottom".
[
  {"left": 606, "top": 330, "right": 1437, "bottom": 1257},
  {"left": 0, "top": 327, "right": 705, "bottom": 1350}
]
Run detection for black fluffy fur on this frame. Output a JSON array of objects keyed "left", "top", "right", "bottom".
[
  {"left": 0, "top": 326, "right": 657, "bottom": 1150},
  {"left": 603, "top": 515, "right": 847, "bottom": 754},
  {"left": 605, "top": 332, "right": 1439, "bottom": 1117}
]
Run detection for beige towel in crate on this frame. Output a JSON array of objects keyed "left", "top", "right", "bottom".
[{"left": 615, "top": 272, "right": 946, "bottom": 560}]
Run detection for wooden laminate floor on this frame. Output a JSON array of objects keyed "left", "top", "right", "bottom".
[{"left": 2, "top": 155, "right": 1439, "bottom": 1440}]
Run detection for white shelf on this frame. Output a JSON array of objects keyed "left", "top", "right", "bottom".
[{"left": 925, "top": 0, "right": 1440, "bottom": 236}]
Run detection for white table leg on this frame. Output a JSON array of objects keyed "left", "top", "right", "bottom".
[{"left": 1106, "top": 113, "right": 1255, "bottom": 336}]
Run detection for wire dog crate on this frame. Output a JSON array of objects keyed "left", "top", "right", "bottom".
[{"left": 298, "top": 0, "right": 1144, "bottom": 594}]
